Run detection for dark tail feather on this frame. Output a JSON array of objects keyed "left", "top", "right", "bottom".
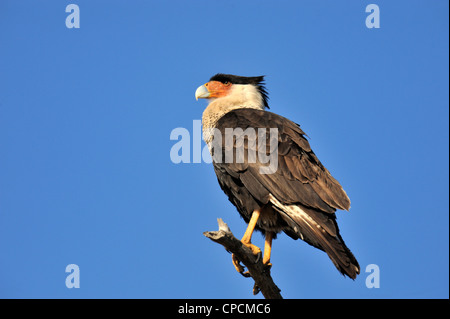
[
  {"left": 316, "top": 225, "right": 360, "bottom": 279},
  {"left": 275, "top": 202, "right": 360, "bottom": 279}
]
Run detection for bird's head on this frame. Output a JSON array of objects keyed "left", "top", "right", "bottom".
[{"left": 195, "top": 74, "right": 269, "bottom": 110}]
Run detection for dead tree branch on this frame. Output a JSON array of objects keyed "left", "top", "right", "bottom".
[{"left": 203, "top": 218, "right": 283, "bottom": 299}]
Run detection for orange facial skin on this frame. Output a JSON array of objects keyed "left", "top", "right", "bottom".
[{"left": 204, "top": 80, "right": 233, "bottom": 98}]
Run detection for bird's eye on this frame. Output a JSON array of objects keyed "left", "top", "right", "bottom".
[{"left": 223, "top": 81, "right": 231, "bottom": 86}]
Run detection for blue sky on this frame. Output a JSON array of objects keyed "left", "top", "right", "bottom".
[{"left": 0, "top": 0, "right": 448, "bottom": 299}]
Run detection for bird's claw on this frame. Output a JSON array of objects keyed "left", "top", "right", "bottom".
[
  {"left": 232, "top": 254, "right": 252, "bottom": 277},
  {"left": 253, "top": 282, "right": 261, "bottom": 295},
  {"left": 232, "top": 253, "right": 245, "bottom": 274},
  {"left": 231, "top": 242, "right": 262, "bottom": 276}
]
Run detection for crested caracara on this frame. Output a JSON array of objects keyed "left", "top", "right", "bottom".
[{"left": 195, "top": 74, "right": 359, "bottom": 279}]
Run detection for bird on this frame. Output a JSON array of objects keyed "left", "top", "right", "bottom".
[{"left": 195, "top": 73, "right": 360, "bottom": 279}]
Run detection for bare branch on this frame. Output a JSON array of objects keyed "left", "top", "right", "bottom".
[{"left": 203, "top": 218, "right": 283, "bottom": 299}]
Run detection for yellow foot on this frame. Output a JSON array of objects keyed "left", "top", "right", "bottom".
[
  {"left": 243, "top": 242, "right": 261, "bottom": 256},
  {"left": 231, "top": 241, "right": 262, "bottom": 277}
]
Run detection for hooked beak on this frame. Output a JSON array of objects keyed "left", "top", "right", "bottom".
[{"left": 195, "top": 84, "right": 210, "bottom": 100}]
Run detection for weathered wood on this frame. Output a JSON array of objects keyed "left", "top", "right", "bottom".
[{"left": 203, "top": 219, "right": 283, "bottom": 299}]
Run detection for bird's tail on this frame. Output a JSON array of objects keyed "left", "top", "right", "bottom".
[{"left": 270, "top": 196, "right": 360, "bottom": 279}]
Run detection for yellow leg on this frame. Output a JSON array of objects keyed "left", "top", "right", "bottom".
[
  {"left": 232, "top": 210, "right": 262, "bottom": 274},
  {"left": 241, "top": 210, "right": 261, "bottom": 253},
  {"left": 263, "top": 231, "right": 273, "bottom": 268}
]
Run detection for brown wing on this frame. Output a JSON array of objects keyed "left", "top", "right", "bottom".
[{"left": 213, "top": 108, "right": 350, "bottom": 214}]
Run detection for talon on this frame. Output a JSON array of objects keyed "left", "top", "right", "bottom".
[
  {"left": 255, "top": 251, "right": 261, "bottom": 264},
  {"left": 253, "top": 283, "right": 261, "bottom": 295}
]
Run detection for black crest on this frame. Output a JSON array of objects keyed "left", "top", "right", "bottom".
[{"left": 209, "top": 73, "right": 270, "bottom": 109}]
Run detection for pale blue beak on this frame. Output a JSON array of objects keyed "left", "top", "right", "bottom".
[{"left": 195, "top": 84, "right": 210, "bottom": 100}]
